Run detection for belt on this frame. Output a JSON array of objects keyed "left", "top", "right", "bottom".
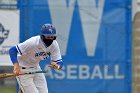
[{"left": 21, "top": 67, "right": 34, "bottom": 69}]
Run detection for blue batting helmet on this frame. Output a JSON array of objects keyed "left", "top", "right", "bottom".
[{"left": 41, "top": 24, "right": 56, "bottom": 36}]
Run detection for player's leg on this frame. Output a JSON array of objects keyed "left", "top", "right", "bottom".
[
  {"left": 16, "top": 67, "right": 39, "bottom": 93},
  {"left": 34, "top": 73, "right": 49, "bottom": 93},
  {"left": 16, "top": 74, "right": 39, "bottom": 93}
]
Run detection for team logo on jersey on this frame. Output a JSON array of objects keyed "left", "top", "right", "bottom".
[
  {"left": 35, "top": 52, "right": 51, "bottom": 58},
  {"left": 0, "top": 23, "right": 9, "bottom": 45}
]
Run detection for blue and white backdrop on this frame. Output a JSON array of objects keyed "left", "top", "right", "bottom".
[{"left": 19, "top": 0, "right": 132, "bottom": 93}]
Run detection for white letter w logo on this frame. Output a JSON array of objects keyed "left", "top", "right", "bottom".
[{"left": 48, "top": 0, "right": 105, "bottom": 56}]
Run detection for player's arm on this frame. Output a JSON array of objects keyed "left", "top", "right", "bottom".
[
  {"left": 49, "top": 41, "right": 63, "bottom": 70},
  {"left": 9, "top": 38, "right": 33, "bottom": 75},
  {"left": 9, "top": 46, "right": 20, "bottom": 75}
]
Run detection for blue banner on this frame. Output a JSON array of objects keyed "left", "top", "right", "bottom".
[{"left": 19, "top": 0, "right": 132, "bottom": 93}]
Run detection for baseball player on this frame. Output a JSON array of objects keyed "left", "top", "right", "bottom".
[{"left": 9, "top": 24, "right": 63, "bottom": 93}]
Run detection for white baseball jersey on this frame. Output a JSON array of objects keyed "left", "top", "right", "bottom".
[{"left": 16, "top": 35, "right": 62, "bottom": 67}]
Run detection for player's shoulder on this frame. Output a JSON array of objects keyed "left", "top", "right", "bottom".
[
  {"left": 51, "top": 40, "right": 60, "bottom": 48},
  {"left": 24, "top": 35, "right": 40, "bottom": 44},
  {"left": 52, "top": 40, "right": 58, "bottom": 45}
]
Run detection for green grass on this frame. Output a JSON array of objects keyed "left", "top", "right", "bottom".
[{"left": 0, "top": 86, "right": 16, "bottom": 93}]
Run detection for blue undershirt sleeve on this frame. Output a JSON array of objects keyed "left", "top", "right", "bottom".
[
  {"left": 53, "top": 59, "right": 63, "bottom": 69},
  {"left": 56, "top": 61, "right": 63, "bottom": 69},
  {"left": 9, "top": 46, "right": 18, "bottom": 64}
]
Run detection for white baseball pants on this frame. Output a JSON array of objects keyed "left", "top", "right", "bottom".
[{"left": 16, "top": 66, "right": 48, "bottom": 93}]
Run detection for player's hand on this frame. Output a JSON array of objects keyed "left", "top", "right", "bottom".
[
  {"left": 48, "top": 61, "right": 60, "bottom": 70},
  {"left": 13, "top": 63, "right": 21, "bottom": 76}
]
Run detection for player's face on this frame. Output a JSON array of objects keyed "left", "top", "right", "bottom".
[{"left": 41, "top": 35, "right": 54, "bottom": 46}]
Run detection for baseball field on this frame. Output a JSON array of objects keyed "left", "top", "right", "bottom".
[{"left": 0, "top": 86, "right": 15, "bottom": 93}]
